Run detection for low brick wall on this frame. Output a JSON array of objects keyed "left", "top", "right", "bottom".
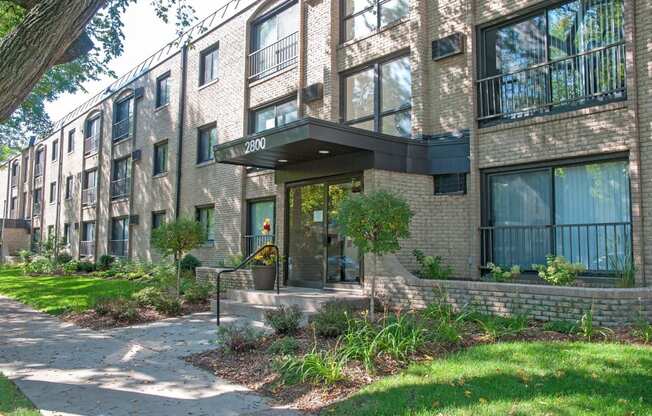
[
  {"left": 366, "top": 255, "right": 652, "bottom": 327},
  {"left": 196, "top": 267, "right": 254, "bottom": 291}
]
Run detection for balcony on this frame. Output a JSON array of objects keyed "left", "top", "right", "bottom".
[
  {"left": 84, "top": 134, "right": 99, "bottom": 155},
  {"left": 243, "top": 234, "right": 275, "bottom": 257},
  {"left": 80, "top": 240, "right": 95, "bottom": 257},
  {"left": 480, "top": 222, "right": 632, "bottom": 275},
  {"left": 110, "top": 177, "right": 130, "bottom": 199},
  {"left": 112, "top": 117, "right": 133, "bottom": 141},
  {"left": 110, "top": 239, "right": 128, "bottom": 257},
  {"left": 10, "top": 176, "right": 17, "bottom": 187},
  {"left": 249, "top": 32, "right": 298, "bottom": 81},
  {"left": 34, "top": 163, "right": 43, "bottom": 177},
  {"left": 32, "top": 202, "right": 41, "bottom": 215},
  {"left": 477, "top": 43, "right": 626, "bottom": 125},
  {"left": 82, "top": 187, "right": 97, "bottom": 206}
]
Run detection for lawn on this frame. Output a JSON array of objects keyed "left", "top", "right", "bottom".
[
  {"left": 0, "top": 374, "right": 40, "bottom": 416},
  {"left": 329, "top": 341, "right": 652, "bottom": 416},
  {"left": 0, "top": 267, "right": 146, "bottom": 315}
]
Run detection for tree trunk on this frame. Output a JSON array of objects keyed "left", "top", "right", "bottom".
[
  {"left": 176, "top": 257, "right": 182, "bottom": 300},
  {"left": 0, "top": 0, "right": 106, "bottom": 122},
  {"left": 370, "top": 254, "right": 377, "bottom": 322}
]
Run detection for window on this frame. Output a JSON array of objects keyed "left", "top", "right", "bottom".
[
  {"left": 10, "top": 196, "right": 16, "bottom": 212},
  {"left": 82, "top": 170, "right": 97, "bottom": 206},
  {"left": 47, "top": 225, "right": 54, "bottom": 238},
  {"left": 67, "top": 130, "right": 75, "bottom": 153},
  {"left": 252, "top": 99, "right": 298, "bottom": 133},
  {"left": 110, "top": 217, "right": 129, "bottom": 257},
  {"left": 343, "top": 55, "right": 412, "bottom": 137},
  {"left": 113, "top": 95, "right": 134, "bottom": 140},
  {"left": 434, "top": 174, "right": 466, "bottom": 195},
  {"left": 197, "top": 124, "right": 217, "bottom": 164},
  {"left": 482, "top": 159, "right": 631, "bottom": 274},
  {"left": 23, "top": 157, "right": 28, "bottom": 182},
  {"left": 64, "top": 176, "right": 73, "bottom": 200},
  {"left": 200, "top": 45, "right": 219, "bottom": 86},
  {"left": 81, "top": 221, "right": 95, "bottom": 257},
  {"left": 35, "top": 148, "right": 44, "bottom": 177},
  {"left": 111, "top": 158, "right": 130, "bottom": 199},
  {"left": 152, "top": 211, "right": 166, "bottom": 233},
  {"left": 49, "top": 181, "right": 57, "bottom": 204},
  {"left": 33, "top": 188, "right": 41, "bottom": 206},
  {"left": 153, "top": 141, "right": 168, "bottom": 175},
  {"left": 32, "top": 227, "right": 40, "bottom": 250},
  {"left": 10, "top": 162, "right": 18, "bottom": 186},
  {"left": 342, "top": 0, "right": 409, "bottom": 42},
  {"left": 477, "top": 0, "right": 626, "bottom": 123},
  {"left": 84, "top": 117, "right": 100, "bottom": 154},
  {"left": 196, "top": 206, "right": 215, "bottom": 242},
  {"left": 156, "top": 73, "right": 170, "bottom": 107},
  {"left": 51, "top": 140, "right": 58, "bottom": 161},
  {"left": 246, "top": 199, "right": 275, "bottom": 255},
  {"left": 63, "top": 223, "right": 70, "bottom": 245},
  {"left": 250, "top": 2, "right": 299, "bottom": 80},
  {"left": 22, "top": 192, "right": 27, "bottom": 218}
]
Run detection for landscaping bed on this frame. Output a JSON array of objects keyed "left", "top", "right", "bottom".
[{"left": 0, "top": 373, "right": 40, "bottom": 416}]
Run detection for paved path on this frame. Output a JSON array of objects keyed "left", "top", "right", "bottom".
[{"left": 0, "top": 296, "right": 296, "bottom": 416}]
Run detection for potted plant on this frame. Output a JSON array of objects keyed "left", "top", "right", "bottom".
[{"left": 252, "top": 244, "right": 278, "bottom": 290}]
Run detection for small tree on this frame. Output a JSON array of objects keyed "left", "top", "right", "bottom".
[
  {"left": 151, "top": 217, "right": 206, "bottom": 299},
  {"left": 336, "top": 190, "right": 413, "bottom": 320}
]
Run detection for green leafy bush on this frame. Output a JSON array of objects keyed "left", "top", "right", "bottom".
[
  {"left": 486, "top": 263, "right": 521, "bottom": 282},
  {"left": 473, "top": 313, "right": 529, "bottom": 341},
  {"left": 542, "top": 320, "right": 576, "bottom": 334},
  {"left": 93, "top": 297, "right": 140, "bottom": 322},
  {"left": 577, "top": 308, "right": 613, "bottom": 341},
  {"left": 264, "top": 305, "right": 303, "bottom": 335},
  {"left": 23, "top": 257, "right": 57, "bottom": 275},
  {"left": 267, "top": 337, "right": 300, "bottom": 355},
  {"left": 180, "top": 254, "right": 202, "bottom": 274},
  {"left": 63, "top": 260, "right": 80, "bottom": 275},
  {"left": 532, "top": 255, "right": 585, "bottom": 286},
  {"left": 18, "top": 249, "right": 32, "bottom": 264},
  {"left": 275, "top": 349, "right": 346, "bottom": 385},
  {"left": 413, "top": 249, "right": 453, "bottom": 280},
  {"left": 132, "top": 286, "right": 165, "bottom": 308},
  {"left": 217, "top": 325, "right": 262, "bottom": 353},
  {"left": 310, "top": 301, "right": 354, "bottom": 338},
  {"left": 182, "top": 280, "right": 212, "bottom": 304},
  {"left": 55, "top": 252, "right": 73, "bottom": 264},
  {"left": 98, "top": 254, "right": 115, "bottom": 270},
  {"left": 156, "top": 296, "right": 182, "bottom": 316},
  {"left": 632, "top": 318, "right": 652, "bottom": 343},
  {"left": 76, "top": 261, "right": 96, "bottom": 273}
]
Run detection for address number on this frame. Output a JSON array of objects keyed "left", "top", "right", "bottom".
[{"left": 244, "top": 137, "right": 266, "bottom": 154}]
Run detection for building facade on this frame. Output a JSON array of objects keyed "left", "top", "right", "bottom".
[{"left": 1, "top": 0, "right": 650, "bottom": 295}]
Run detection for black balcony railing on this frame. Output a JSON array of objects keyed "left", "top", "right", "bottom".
[
  {"left": 112, "top": 117, "right": 133, "bottom": 141},
  {"left": 243, "top": 234, "right": 275, "bottom": 257},
  {"left": 110, "top": 239, "right": 128, "bottom": 257},
  {"left": 480, "top": 222, "right": 632, "bottom": 274},
  {"left": 249, "top": 32, "right": 298, "bottom": 81},
  {"left": 32, "top": 202, "right": 41, "bottom": 215},
  {"left": 84, "top": 134, "right": 99, "bottom": 155},
  {"left": 34, "top": 163, "right": 43, "bottom": 177},
  {"left": 80, "top": 240, "right": 95, "bottom": 257},
  {"left": 110, "top": 177, "right": 130, "bottom": 199},
  {"left": 82, "top": 187, "right": 97, "bottom": 206},
  {"left": 477, "top": 43, "right": 626, "bottom": 124}
]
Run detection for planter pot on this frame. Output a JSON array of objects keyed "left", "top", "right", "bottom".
[{"left": 252, "top": 265, "right": 276, "bottom": 290}]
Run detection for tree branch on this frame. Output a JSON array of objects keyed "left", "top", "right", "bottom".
[{"left": 0, "top": 0, "right": 107, "bottom": 122}]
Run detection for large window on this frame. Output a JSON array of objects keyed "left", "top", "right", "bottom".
[
  {"left": 63, "top": 223, "right": 71, "bottom": 245},
  {"left": 84, "top": 116, "right": 100, "bottom": 154},
  {"left": 33, "top": 188, "right": 41, "bottom": 214},
  {"left": 51, "top": 139, "right": 58, "bottom": 161},
  {"left": 152, "top": 211, "right": 166, "bottom": 232},
  {"left": 156, "top": 73, "right": 170, "bottom": 107},
  {"left": 65, "top": 176, "right": 73, "bottom": 200},
  {"left": 49, "top": 181, "right": 57, "bottom": 204},
  {"left": 153, "top": 141, "right": 168, "bottom": 175},
  {"left": 111, "top": 158, "right": 130, "bottom": 199},
  {"left": 81, "top": 221, "right": 95, "bottom": 257},
  {"left": 482, "top": 159, "right": 631, "bottom": 274},
  {"left": 113, "top": 95, "right": 134, "bottom": 140},
  {"left": 110, "top": 217, "right": 129, "bottom": 257},
  {"left": 250, "top": 1, "right": 299, "bottom": 80},
  {"left": 252, "top": 99, "right": 298, "bottom": 133},
  {"left": 342, "top": 0, "right": 409, "bottom": 42},
  {"left": 196, "top": 206, "right": 215, "bottom": 243},
  {"left": 10, "top": 162, "right": 18, "bottom": 187},
  {"left": 67, "top": 129, "right": 75, "bottom": 153},
  {"left": 245, "top": 199, "right": 275, "bottom": 256},
  {"left": 82, "top": 169, "right": 97, "bottom": 206},
  {"left": 34, "top": 148, "right": 44, "bottom": 177},
  {"left": 478, "top": 0, "right": 626, "bottom": 123},
  {"left": 343, "top": 55, "right": 412, "bottom": 137},
  {"left": 197, "top": 124, "right": 217, "bottom": 164},
  {"left": 200, "top": 45, "right": 219, "bottom": 86}
]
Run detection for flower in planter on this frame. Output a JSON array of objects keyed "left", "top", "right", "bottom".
[
  {"left": 261, "top": 218, "right": 272, "bottom": 235},
  {"left": 253, "top": 244, "right": 277, "bottom": 266}
]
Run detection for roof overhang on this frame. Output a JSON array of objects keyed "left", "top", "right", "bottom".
[{"left": 214, "top": 118, "right": 469, "bottom": 175}]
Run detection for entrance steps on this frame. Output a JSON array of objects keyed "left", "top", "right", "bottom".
[{"left": 210, "top": 287, "right": 368, "bottom": 323}]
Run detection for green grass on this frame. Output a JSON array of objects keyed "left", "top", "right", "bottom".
[
  {"left": 0, "top": 267, "right": 147, "bottom": 315},
  {"left": 0, "top": 374, "right": 40, "bottom": 416},
  {"left": 328, "top": 342, "right": 652, "bottom": 416}
]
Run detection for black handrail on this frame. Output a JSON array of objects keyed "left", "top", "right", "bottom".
[{"left": 215, "top": 244, "right": 280, "bottom": 326}]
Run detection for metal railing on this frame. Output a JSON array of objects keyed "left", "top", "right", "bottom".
[
  {"left": 34, "top": 163, "right": 43, "bottom": 177},
  {"left": 112, "top": 117, "right": 133, "bottom": 141},
  {"left": 32, "top": 202, "right": 41, "bottom": 215},
  {"left": 110, "top": 239, "right": 128, "bottom": 257},
  {"left": 215, "top": 244, "right": 280, "bottom": 326},
  {"left": 477, "top": 42, "right": 626, "bottom": 124},
  {"left": 80, "top": 240, "right": 95, "bottom": 257},
  {"left": 480, "top": 222, "right": 632, "bottom": 274},
  {"left": 110, "top": 177, "right": 130, "bottom": 199},
  {"left": 82, "top": 187, "right": 97, "bottom": 206},
  {"left": 249, "top": 32, "right": 298, "bottom": 81},
  {"left": 84, "top": 134, "right": 99, "bottom": 155},
  {"left": 243, "top": 234, "right": 275, "bottom": 257}
]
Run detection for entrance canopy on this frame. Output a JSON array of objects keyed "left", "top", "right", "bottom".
[{"left": 214, "top": 117, "right": 469, "bottom": 175}]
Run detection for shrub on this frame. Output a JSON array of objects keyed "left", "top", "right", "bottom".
[
  {"left": 132, "top": 286, "right": 165, "bottom": 308},
  {"left": 267, "top": 337, "right": 300, "bottom": 355},
  {"left": 76, "top": 261, "right": 96, "bottom": 273},
  {"left": 413, "top": 249, "right": 453, "bottom": 280},
  {"left": 532, "top": 255, "right": 585, "bottom": 286},
  {"left": 577, "top": 308, "right": 613, "bottom": 341},
  {"left": 264, "top": 305, "right": 303, "bottom": 335},
  {"left": 23, "top": 257, "right": 57, "bottom": 275},
  {"left": 311, "top": 301, "right": 354, "bottom": 338},
  {"left": 275, "top": 349, "right": 346, "bottom": 385},
  {"left": 55, "top": 252, "right": 73, "bottom": 264},
  {"left": 610, "top": 251, "right": 636, "bottom": 288},
  {"left": 156, "top": 296, "right": 182, "bottom": 316},
  {"left": 473, "top": 314, "right": 529, "bottom": 341},
  {"left": 180, "top": 254, "right": 202, "bottom": 274},
  {"left": 93, "top": 297, "right": 114, "bottom": 316},
  {"left": 217, "top": 325, "right": 262, "bottom": 353},
  {"left": 63, "top": 260, "right": 80, "bottom": 275},
  {"left": 486, "top": 263, "right": 520, "bottom": 282},
  {"left": 18, "top": 249, "right": 32, "bottom": 264},
  {"left": 183, "top": 280, "right": 212, "bottom": 304},
  {"left": 542, "top": 320, "right": 576, "bottom": 334},
  {"left": 98, "top": 254, "right": 115, "bottom": 270},
  {"left": 93, "top": 297, "right": 140, "bottom": 322},
  {"left": 632, "top": 318, "right": 652, "bottom": 343}
]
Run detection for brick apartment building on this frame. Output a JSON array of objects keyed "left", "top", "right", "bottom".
[{"left": 1, "top": 0, "right": 650, "bottom": 309}]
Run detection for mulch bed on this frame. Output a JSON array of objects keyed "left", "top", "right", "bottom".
[
  {"left": 62, "top": 300, "right": 210, "bottom": 330},
  {"left": 185, "top": 321, "right": 649, "bottom": 413}
]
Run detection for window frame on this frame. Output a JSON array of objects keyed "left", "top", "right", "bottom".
[
  {"left": 49, "top": 181, "right": 57, "bottom": 204},
  {"left": 250, "top": 0, "right": 298, "bottom": 51},
  {"left": 156, "top": 72, "right": 171, "bottom": 108},
  {"left": 434, "top": 173, "right": 467, "bottom": 195},
  {"left": 67, "top": 129, "right": 75, "bottom": 153},
  {"left": 249, "top": 96, "right": 299, "bottom": 134},
  {"left": 340, "top": 52, "right": 412, "bottom": 136},
  {"left": 63, "top": 223, "right": 70, "bottom": 245},
  {"left": 110, "top": 216, "right": 130, "bottom": 257},
  {"left": 197, "top": 123, "right": 217, "bottom": 164},
  {"left": 199, "top": 43, "right": 220, "bottom": 86},
  {"left": 51, "top": 140, "right": 58, "bottom": 161},
  {"left": 65, "top": 175, "right": 73, "bottom": 200},
  {"left": 153, "top": 140, "right": 168, "bottom": 176},
  {"left": 196, "top": 205, "right": 215, "bottom": 243},
  {"left": 340, "top": 0, "right": 410, "bottom": 43},
  {"left": 112, "top": 94, "right": 134, "bottom": 141},
  {"left": 151, "top": 210, "right": 166, "bottom": 234},
  {"left": 111, "top": 157, "right": 131, "bottom": 199}
]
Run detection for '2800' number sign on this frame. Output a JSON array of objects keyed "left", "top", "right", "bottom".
[{"left": 244, "top": 137, "right": 266, "bottom": 154}]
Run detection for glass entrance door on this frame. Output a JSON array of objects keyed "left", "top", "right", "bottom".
[{"left": 287, "top": 177, "right": 361, "bottom": 288}]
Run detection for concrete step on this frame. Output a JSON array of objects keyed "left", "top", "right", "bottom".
[
  {"left": 210, "top": 299, "right": 313, "bottom": 324},
  {"left": 226, "top": 287, "right": 368, "bottom": 312}
]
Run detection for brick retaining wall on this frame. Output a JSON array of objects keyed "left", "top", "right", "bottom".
[{"left": 196, "top": 267, "right": 254, "bottom": 291}]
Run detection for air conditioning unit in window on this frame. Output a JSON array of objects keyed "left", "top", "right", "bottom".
[
  {"left": 134, "top": 87, "right": 145, "bottom": 99},
  {"left": 129, "top": 215, "right": 139, "bottom": 225},
  {"left": 432, "top": 33, "right": 464, "bottom": 61},
  {"left": 132, "top": 149, "right": 141, "bottom": 161},
  {"left": 302, "top": 83, "right": 323, "bottom": 103}
]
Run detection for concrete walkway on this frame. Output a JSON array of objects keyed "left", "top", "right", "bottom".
[{"left": 0, "top": 296, "right": 296, "bottom": 416}]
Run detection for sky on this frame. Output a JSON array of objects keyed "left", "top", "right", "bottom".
[{"left": 44, "top": 1, "right": 223, "bottom": 122}]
